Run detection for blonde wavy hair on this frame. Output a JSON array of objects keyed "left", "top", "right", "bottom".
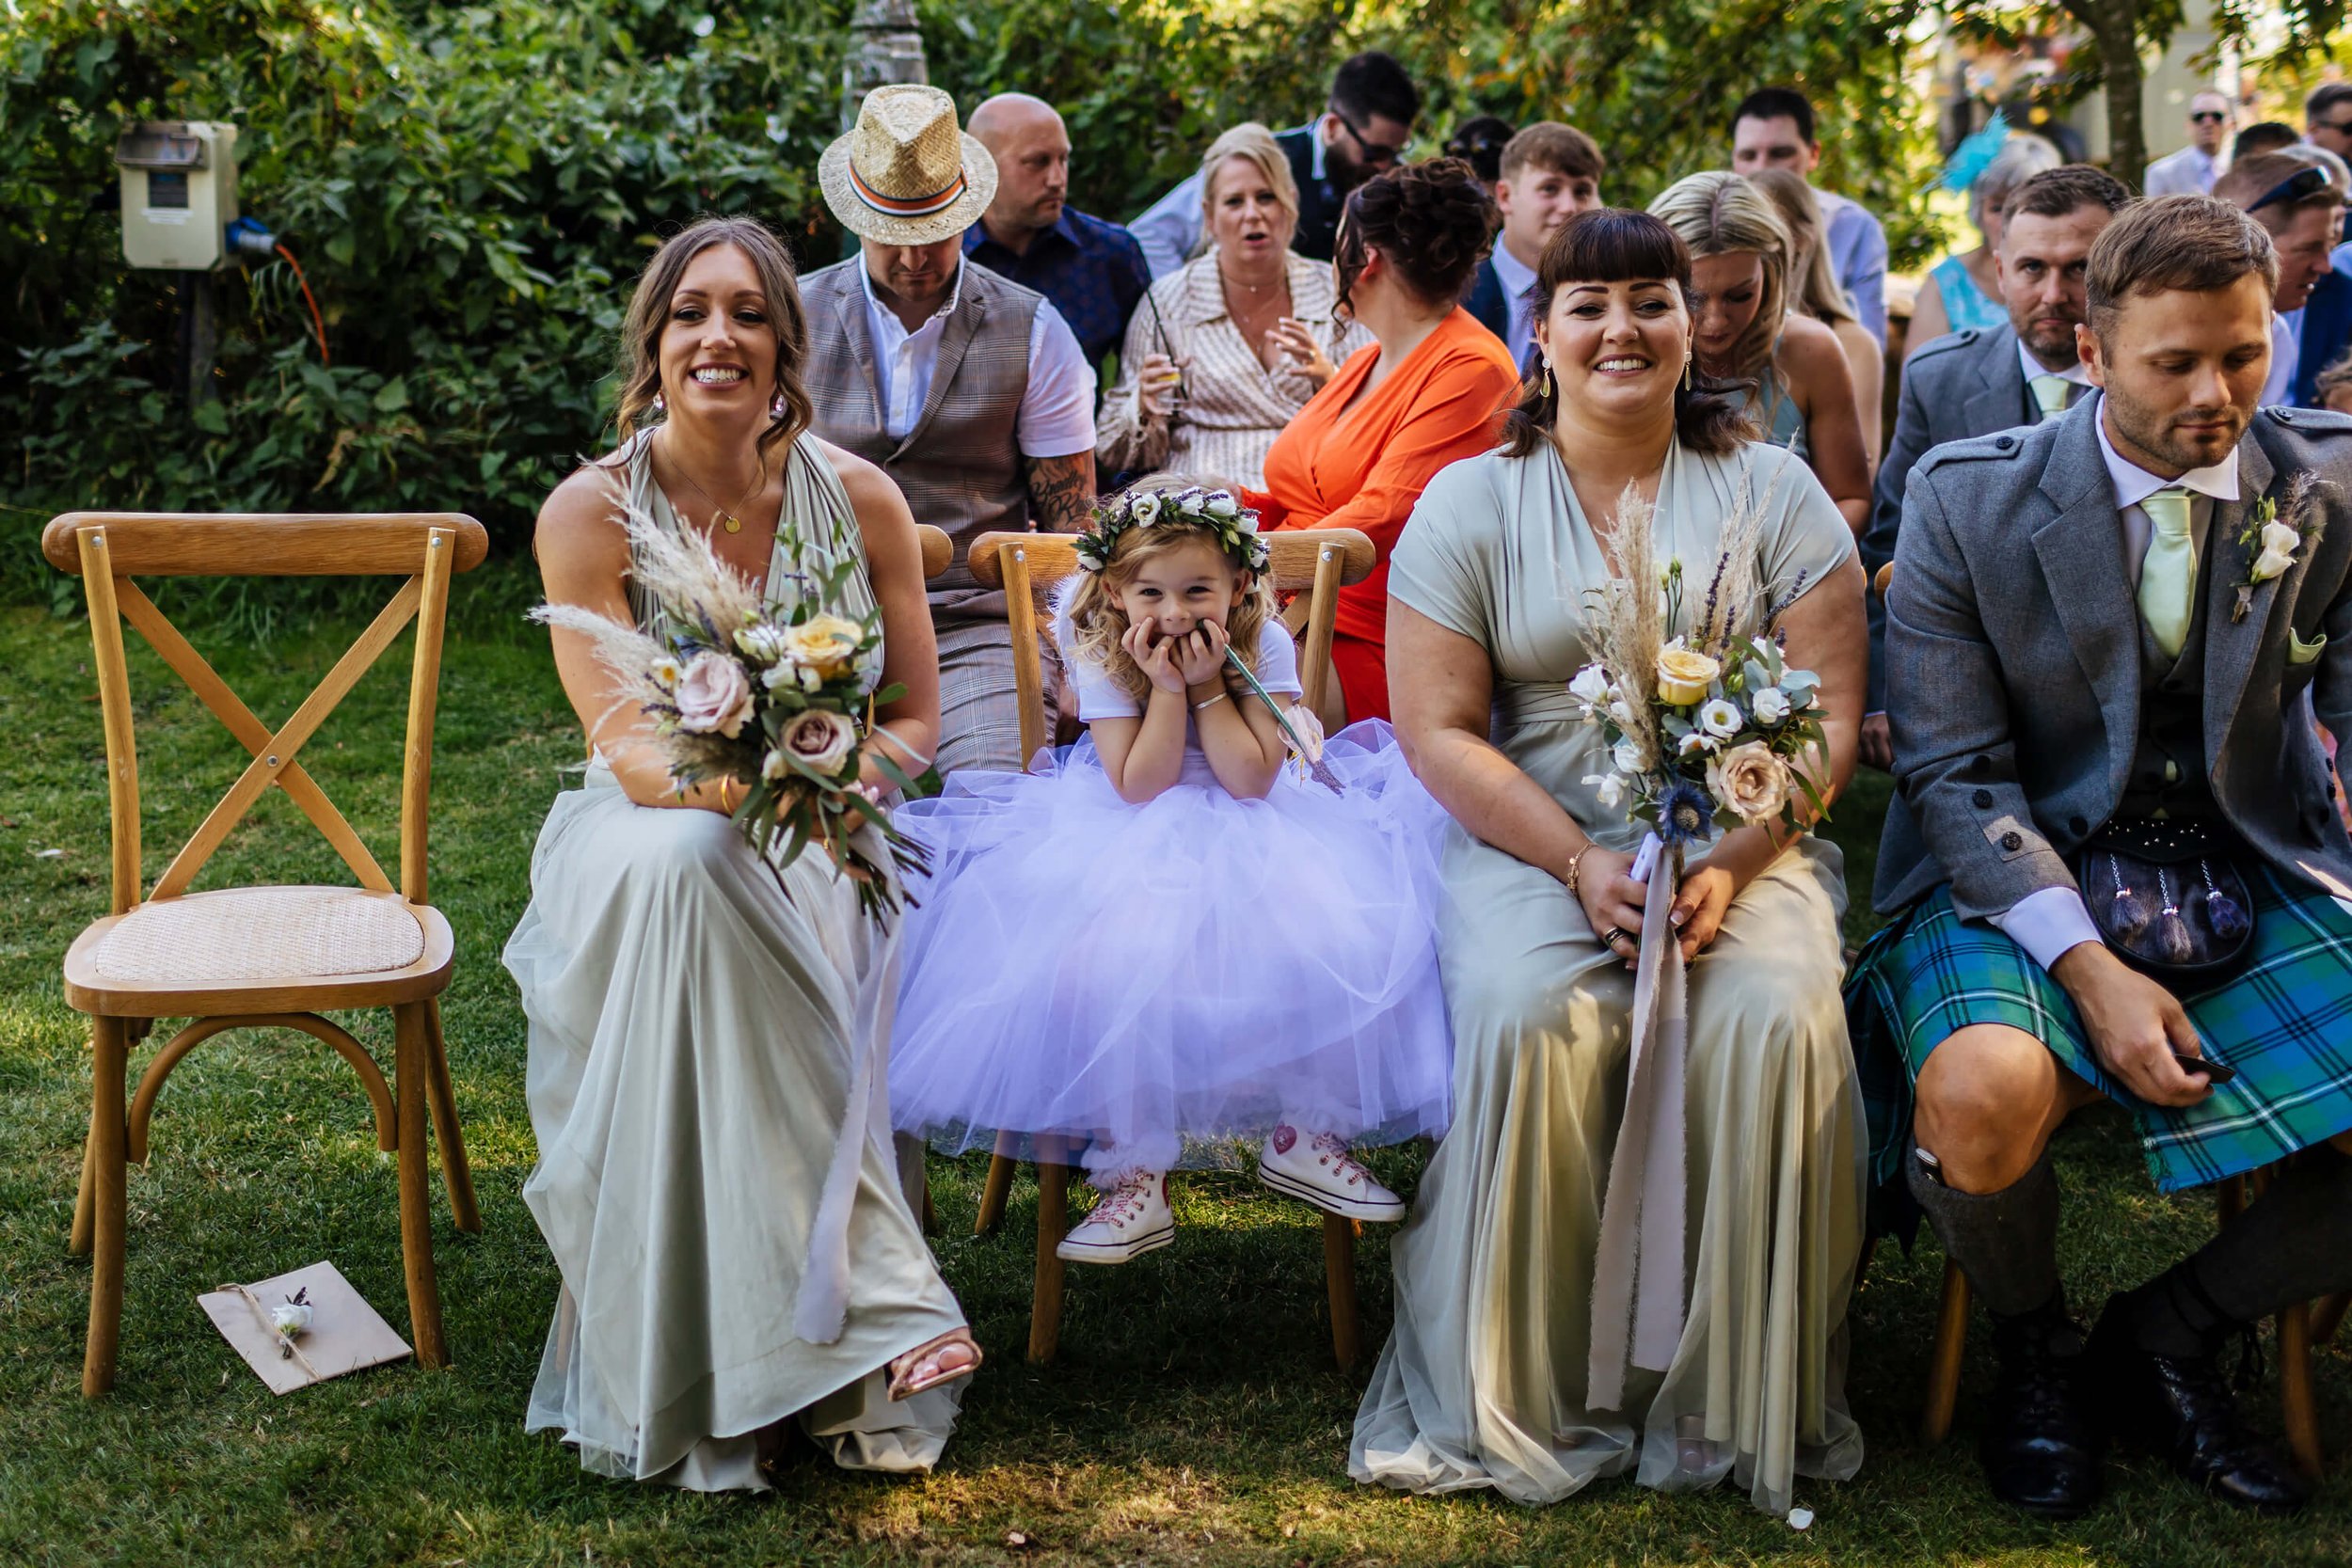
[
  {"left": 1647, "top": 170, "right": 1792, "bottom": 385},
  {"left": 1744, "top": 167, "right": 1856, "bottom": 330},
  {"left": 1059, "top": 477, "right": 1279, "bottom": 703},
  {"left": 1197, "top": 122, "right": 1300, "bottom": 242}
]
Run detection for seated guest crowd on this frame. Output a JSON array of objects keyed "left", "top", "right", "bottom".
[{"left": 504, "top": 54, "right": 2352, "bottom": 1533}]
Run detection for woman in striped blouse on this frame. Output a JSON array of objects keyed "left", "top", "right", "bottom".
[{"left": 1098, "top": 123, "right": 1373, "bottom": 488}]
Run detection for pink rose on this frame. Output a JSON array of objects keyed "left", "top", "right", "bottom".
[
  {"left": 1706, "top": 740, "right": 1793, "bottom": 826},
  {"left": 674, "top": 651, "right": 755, "bottom": 737},
  {"left": 781, "top": 708, "right": 859, "bottom": 774}
]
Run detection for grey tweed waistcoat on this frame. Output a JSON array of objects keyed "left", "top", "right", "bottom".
[{"left": 801, "top": 259, "right": 1041, "bottom": 622}]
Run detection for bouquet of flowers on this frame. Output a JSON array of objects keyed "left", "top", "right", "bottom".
[
  {"left": 534, "top": 493, "right": 928, "bottom": 925},
  {"left": 1572, "top": 487, "right": 1827, "bottom": 849}
]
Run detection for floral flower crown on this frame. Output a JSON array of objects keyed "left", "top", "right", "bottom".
[{"left": 1073, "top": 485, "right": 1272, "bottom": 576}]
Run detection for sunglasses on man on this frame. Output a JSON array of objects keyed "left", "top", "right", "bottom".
[
  {"left": 2190, "top": 110, "right": 2230, "bottom": 125},
  {"left": 2249, "top": 163, "right": 2335, "bottom": 214},
  {"left": 1330, "top": 105, "right": 1409, "bottom": 166}
]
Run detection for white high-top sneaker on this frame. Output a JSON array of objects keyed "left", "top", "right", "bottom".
[
  {"left": 1256, "top": 1126, "right": 1406, "bottom": 1222},
  {"left": 1056, "top": 1168, "right": 1175, "bottom": 1263}
]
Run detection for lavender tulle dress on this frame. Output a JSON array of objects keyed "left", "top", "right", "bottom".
[{"left": 888, "top": 614, "right": 1454, "bottom": 1177}]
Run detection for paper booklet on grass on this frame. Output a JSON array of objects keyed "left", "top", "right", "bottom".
[{"left": 199, "top": 1260, "right": 411, "bottom": 1395}]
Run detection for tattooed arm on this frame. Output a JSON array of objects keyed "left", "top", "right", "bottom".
[{"left": 1025, "top": 449, "right": 1097, "bottom": 533}]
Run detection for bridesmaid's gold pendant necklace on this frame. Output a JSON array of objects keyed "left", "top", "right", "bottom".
[{"left": 658, "top": 436, "right": 759, "bottom": 534}]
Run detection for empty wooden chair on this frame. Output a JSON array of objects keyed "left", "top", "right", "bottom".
[
  {"left": 957, "top": 525, "right": 1378, "bottom": 1367},
  {"left": 42, "top": 510, "right": 488, "bottom": 1396}
]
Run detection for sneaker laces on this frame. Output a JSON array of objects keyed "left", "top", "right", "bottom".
[
  {"left": 1089, "top": 1170, "right": 1157, "bottom": 1228},
  {"left": 1309, "top": 1133, "right": 1371, "bottom": 1188}
]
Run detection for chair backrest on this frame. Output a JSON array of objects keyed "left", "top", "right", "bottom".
[
  {"left": 41, "top": 512, "right": 489, "bottom": 914},
  {"left": 966, "top": 528, "right": 1376, "bottom": 768}
]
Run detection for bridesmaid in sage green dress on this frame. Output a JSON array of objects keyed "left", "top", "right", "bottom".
[
  {"left": 508, "top": 217, "right": 977, "bottom": 1490},
  {"left": 1357, "top": 209, "right": 1870, "bottom": 1516}
]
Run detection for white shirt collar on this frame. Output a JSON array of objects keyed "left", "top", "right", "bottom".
[
  {"left": 1307, "top": 120, "right": 1328, "bottom": 182},
  {"left": 1490, "top": 238, "right": 1537, "bottom": 301},
  {"left": 2093, "top": 403, "right": 2242, "bottom": 511},
  {"left": 857, "top": 256, "right": 962, "bottom": 338},
  {"left": 2018, "top": 339, "right": 2091, "bottom": 388}
]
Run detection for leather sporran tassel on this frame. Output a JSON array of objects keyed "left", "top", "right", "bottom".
[
  {"left": 2201, "top": 862, "right": 2250, "bottom": 941},
  {"left": 2153, "top": 870, "right": 2194, "bottom": 963}
]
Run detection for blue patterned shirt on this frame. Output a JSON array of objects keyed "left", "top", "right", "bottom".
[{"left": 963, "top": 208, "right": 1152, "bottom": 372}]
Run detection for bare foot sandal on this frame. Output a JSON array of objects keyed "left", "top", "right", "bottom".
[{"left": 887, "top": 1328, "right": 981, "bottom": 1402}]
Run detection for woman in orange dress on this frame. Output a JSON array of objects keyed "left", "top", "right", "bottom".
[{"left": 1244, "top": 159, "right": 1520, "bottom": 723}]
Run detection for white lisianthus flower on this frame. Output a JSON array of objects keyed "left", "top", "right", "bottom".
[
  {"left": 1129, "top": 491, "right": 1163, "bottom": 527},
  {"left": 1678, "top": 730, "right": 1716, "bottom": 757},
  {"left": 269, "top": 1301, "right": 313, "bottom": 1340},
  {"left": 1752, "top": 686, "right": 1792, "bottom": 724},
  {"left": 2260, "top": 520, "right": 2302, "bottom": 557},
  {"left": 1205, "top": 492, "right": 1239, "bottom": 517},
  {"left": 2252, "top": 545, "right": 2297, "bottom": 581},
  {"left": 1608, "top": 698, "right": 1636, "bottom": 726},
  {"left": 762, "top": 746, "right": 789, "bottom": 781},
  {"left": 1613, "top": 737, "right": 1645, "bottom": 775},
  {"left": 798, "top": 665, "right": 822, "bottom": 692},
  {"left": 1698, "top": 697, "right": 1742, "bottom": 738},
  {"left": 1583, "top": 771, "right": 1628, "bottom": 810},
  {"left": 735, "top": 622, "right": 791, "bottom": 666},
  {"left": 1568, "top": 663, "right": 1613, "bottom": 706}
]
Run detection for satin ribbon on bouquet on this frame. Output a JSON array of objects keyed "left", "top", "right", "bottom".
[{"left": 1586, "top": 830, "right": 1690, "bottom": 1410}]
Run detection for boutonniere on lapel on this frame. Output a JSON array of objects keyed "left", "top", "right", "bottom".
[{"left": 2231, "top": 473, "right": 2323, "bottom": 623}]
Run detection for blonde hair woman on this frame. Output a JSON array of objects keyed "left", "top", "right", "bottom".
[
  {"left": 1097, "top": 123, "right": 1373, "bottom": 486},
  {"left": 1649, "top": 170, "right": 1870, "bottom": 533},
  {"left": 1748, "top": 166, "right": 1883, "bottom": 471}
]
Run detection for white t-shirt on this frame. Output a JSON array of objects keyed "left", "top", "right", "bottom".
[{"left": 1070, "top": 616, "right": 1304, "bottom": 726}]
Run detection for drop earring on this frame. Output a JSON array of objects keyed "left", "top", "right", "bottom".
[
  {"left": 1540, "top": 361, "right": 1554, "bottom": 399},
  {"left": 1681, "top": 346, "right": 1693, "bottom": 391},
  {"left": 652, "top": 390, "right": 667, "bottom": 417},
  {"left": 771, "top": 392, "right": 787, "bottom": 420}
]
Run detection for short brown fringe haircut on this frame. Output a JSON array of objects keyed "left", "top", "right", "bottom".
[
  {"left": 604, "top": 215, "right": 815, "bottom": 475},
  {"left": 1059, "top": 477, "right": 1279, "bottom": 704},
  {"left": 2086, "top": 195, "right": 2279, "bottom": 343}
]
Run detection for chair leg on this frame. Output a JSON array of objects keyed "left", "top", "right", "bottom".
[
  {"left": 976, "top": 1137, "right": 1019, "bottom": 1236},
  {"left": 2280, "top": 1298, "right": 2323, "bottom": 1478},
  {"left": 1920, "top": 1258, "right": 1971, "bottom": 1447},
  {"left": 421, "top": 999, "right": 481, "bottom": 1234},
  {"left": 393, "top": 1003, "right": 450, "bottom": 1370},
  {"left": 82, "top": 1015, "right": 129, "bottom": 1398},
  {"left": 1028, "top": 1152, "right": 1070, "bottom": 1365},
  {"left": 2311, "top": 1291, "right": 2349, "bottom": 1347},
  {"left": 70, "top": 1104, "right": 99, "bottom": 1257},
  {"left": 1323, "top": 1214, "right": 1360, "bottom": 1369},
  {"left": 920, "top": 1161, "right": 936, "bottom": 1236}
]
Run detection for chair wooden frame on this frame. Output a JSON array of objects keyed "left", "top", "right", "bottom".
[
  {"left": 954, "top": 525, "right": 1379, "bottom": 1367},
  {"left": 41, "top": 511, "right": 490, "bottom": 1396}
]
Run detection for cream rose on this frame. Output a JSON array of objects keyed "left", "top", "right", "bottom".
[
  {"left": 674, "top": 651, "right": 755, "bottom": 737},
  {"left": 781, "top": 708, "right": 859, "bottom": 774},
  {"left": 1129, "top": 491, "right": 1163, "bottom": 527},
  {"left": 783, "top": 614, "right": 865, "bottom": 679},
  {"left": 1708, "top": 740, "right": 1793, "bottom": 825},
  {"left": 1656, "top": 643, "right": 1722, "bottom": 706}
]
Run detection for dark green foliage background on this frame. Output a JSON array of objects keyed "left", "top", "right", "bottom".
[{"left": 1, "top": 0, "right": 1934, "bottom": 591}]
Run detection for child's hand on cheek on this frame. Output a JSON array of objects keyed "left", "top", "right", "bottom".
[
  {"left": 1172, "top": 618, "right": 1230, "bottom": 687},
  {"left": 1123, "top": 619, "right": 1189, "bottom": 694}
]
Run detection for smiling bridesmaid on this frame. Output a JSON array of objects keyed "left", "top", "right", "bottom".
[{"left": 507, "top": 214, "right": 978, "bottom": 1491}]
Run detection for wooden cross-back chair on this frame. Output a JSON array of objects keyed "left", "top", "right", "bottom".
[
  {"left": 959, "top": 524, "right": 1378, "bottom": 1367},
  {"left": 1872, "top": 563, "right": 2346, "bottom": 1472},
  {"left": 41, "top": 511, "right": 489, "bottom": 1397}
]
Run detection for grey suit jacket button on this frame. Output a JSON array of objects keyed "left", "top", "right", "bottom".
[
  {"left": 1970, "top": 754, "right": 1993, "bottom": 776},
  {"left": 1973, "top": 788, "right": 1994, "bottom": 808},
  {"left": 2071, "top": 816, "right": 2090, "bottom": 835},
  {"left": 1994, "top": 436, "right": 2016, "bottom": 451},
  {"left": 1999, "top": 830, "right": 2024, "bottom": 851}
]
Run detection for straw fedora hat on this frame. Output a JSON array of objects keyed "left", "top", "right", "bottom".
[{"left": 819, "top": 85, "right": 997, "bottom": 246}]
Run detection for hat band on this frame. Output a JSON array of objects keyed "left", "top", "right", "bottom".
[{"left": 849, "top": 162, "right": 968, "bottom": 219}]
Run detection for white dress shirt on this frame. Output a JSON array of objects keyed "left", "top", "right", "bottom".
[
  {"left": 1489, "top": 237, "right": 1540, "bottom": 373},
  {"left": 2142, "top": 145, "right": 2220, "bottom": 198},
  {"left": 857, "top": 261, "right": 1096, "bottom": 456},
  {"left": 1991, "top": 409, "right": 2240, "bottom": 970},
  {"left": 2018, "top": 340, "right": 2092, "bottom": 411},
  {"left": 2266, "top": 310, "right": 2301, "bottom": 408}
]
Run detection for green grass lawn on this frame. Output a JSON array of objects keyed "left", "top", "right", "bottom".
[{"left": 0, "top": 561, "right": 2345, "bottom": 1566}]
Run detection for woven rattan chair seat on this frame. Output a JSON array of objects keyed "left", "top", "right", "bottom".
[{"left": 87, "top": 886, "right": 426, "bottom": 984}]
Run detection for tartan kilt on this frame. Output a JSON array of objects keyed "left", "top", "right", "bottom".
[{"left": 1849, "top": 865, "right": 2352, "bottom": 1195}]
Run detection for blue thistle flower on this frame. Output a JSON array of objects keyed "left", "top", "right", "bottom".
[{"left": 1656, "top": 779, "right": 1716, "bottom": 848}]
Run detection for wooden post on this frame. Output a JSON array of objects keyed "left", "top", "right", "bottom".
[
  {"left": 1919, "top": 1259, "right": 1970, "bottom": 1446},
  {"left": 82, "top": 1016, "right": 129, "bottom": 1397},
  {"left": 976, "top": 1137, "right": 1019, "bottom": 1236},
  {"left": 394, "top": 1002, "right": 449, "bottom": 1369},
  {"left": 1323, "top": 1214, "right": 1360, "bottom": 1368},
  {"left": 843, "top": 0, "right": 928, "bottom": 124},
  {"left": 1029, "top": 1142, "right": 1070, "bottom": 1365}
]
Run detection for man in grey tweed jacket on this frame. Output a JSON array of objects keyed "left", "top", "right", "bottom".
[{"left": 1864, "top": 195, "right": 2352, "bottom": 1518}]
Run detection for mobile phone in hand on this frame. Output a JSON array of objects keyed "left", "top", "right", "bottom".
[{"left": 2172, "top": 1050, "right": 2237, "bottom": 1085}]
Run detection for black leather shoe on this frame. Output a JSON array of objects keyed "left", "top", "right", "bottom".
[
  {"left": 2086, "top": 1293, "right": 2312, "bottom": 1513},
  {"left": 1979, "top": 1302, "right": 2105, "bottom": 1518}
]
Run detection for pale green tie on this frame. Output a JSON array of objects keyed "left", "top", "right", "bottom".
[
  {"left": 2137, "top": 486, "right": 2197, "bottom": 659},
  {"left": 2029, "top": 374, "right": 2072, "bottom": 421}
]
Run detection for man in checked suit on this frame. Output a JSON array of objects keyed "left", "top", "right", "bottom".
[
  {"left": 1855, "top": 194, "right": 2352, "bottom": 1518},
  {"left": 1860, "top": 165, "right": 2132, "bottom": 768}
]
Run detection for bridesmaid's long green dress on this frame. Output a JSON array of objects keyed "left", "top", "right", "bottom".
[
  {"left": 1351, "top": 438, "right": 1867, "bottom": 1516},
  {"left": 504, "top": 431, "right": 967, "bottom": 1490}
]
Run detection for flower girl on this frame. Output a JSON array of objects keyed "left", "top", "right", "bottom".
[{"left": 889, "top": 483, "right": 1452, "bottom": 1263}]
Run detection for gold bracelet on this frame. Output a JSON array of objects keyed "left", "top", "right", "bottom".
[
  {"left": 1564, "top": 841, "right": 1596, "bottom": 897},
  {"left": 717, "top": 778, "right": 739, "bottom": 812}
]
